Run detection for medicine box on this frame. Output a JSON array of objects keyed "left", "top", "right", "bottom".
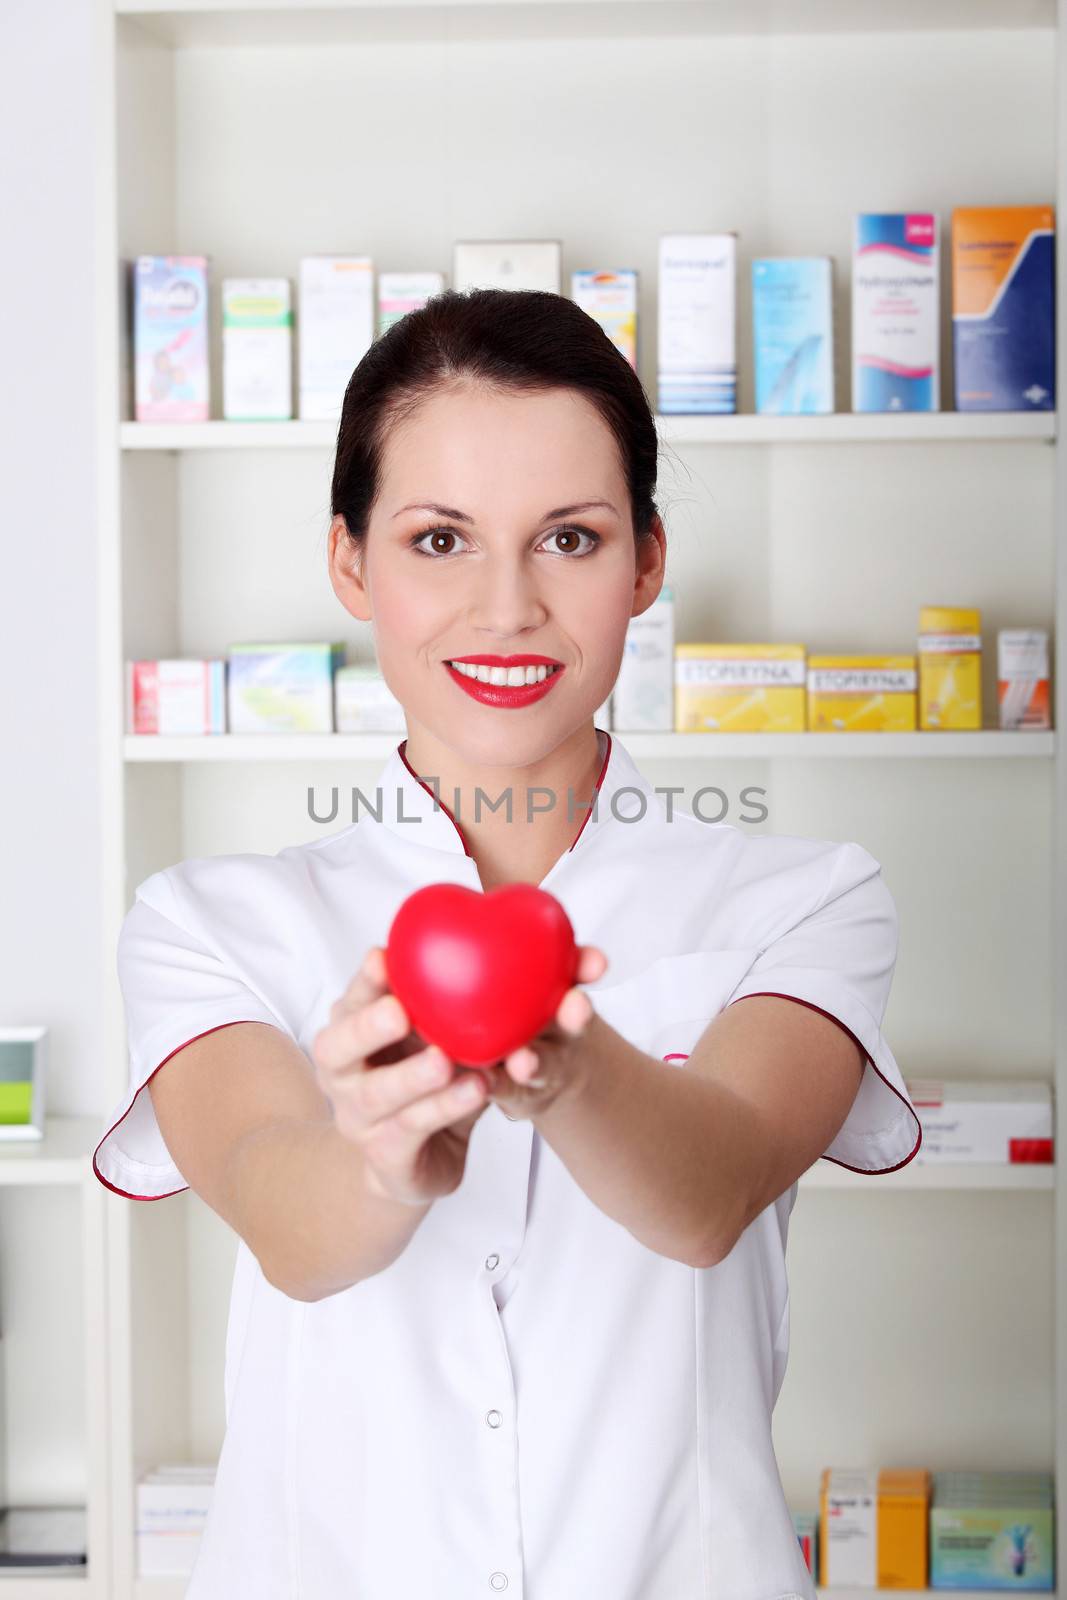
[
  {"left": 298, "top": 257, "right": 374, "bottom": 421},
  {"left": 572, "top": 270, "right": 639, "bottom": 369},
  {"left": 852, "top": 213, "right": 939, "bottom": 412},
  {"left": 793, "top": 1511, "right": 818, "bottom": 1577},
  {"left": 807, "top": 655, "right": 918, "bottom": 732},
  {"left": 918, "top": 606, "right": 983, "bottom": 730},
  {"left": 612, "top": 588, "right": 674, "bottom": 730},
  {"left": 228, "top": 642, "right": 345, "bottom": 734},
  {"left": 998, "top": 629, "right": 1051, "bottom": 730},
  {"left": 905, "top": 1079, "right": 1053, "bottom": 1164},
  {"left": 676, "top": 643, "right": 806, "bottom": 733},
  {"left": 819, "top": 1467, "right": 929, "bottom": 1589},
  {"left": 335, "top": 664, "right": 407, "bottom": 733},
  {"left": 137, "top": 1464, "right": 215, "bottom": 1578},
  {"left": 133, "top": 255, "right": 210, "bottom": 423},
  {"left": 378, "top": 271, "right": 446, "bottom": 336},
  {"left": 126, "top": 660, "right": 226, "bottom": 736},
  {"left": 657, "top": 235, "right": 737, "bottom": 415},
  {"left": 222, "top": 278, "right": 293, "bottom": 420},
  {"left": 930, "top": 1470, "right": 1054, "bottom": 1590},
  {"left": 952, "top": 206, "right": 1055, "bottom": 411},
  {"left": 453, "top": 240, "right": 561, "bottom": 293},
  {"left": 752, "top": 257, "right": 835, "bottom": 414}
]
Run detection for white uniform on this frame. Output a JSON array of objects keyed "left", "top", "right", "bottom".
[{"left": 94, "top": 728, "right": 921, "bottom": 1600}]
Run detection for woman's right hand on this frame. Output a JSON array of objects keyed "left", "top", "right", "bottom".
[{"left": 310, "top": 945, "right": 492, "bottom": 1206}]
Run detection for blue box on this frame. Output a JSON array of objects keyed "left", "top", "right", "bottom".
[{"left": 752, "top": 257, "right": 835, "bottom": 414}]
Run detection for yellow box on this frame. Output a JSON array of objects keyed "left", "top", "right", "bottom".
[
  {"left": 675, "top": 643, "right": 806, "bottom": 732},
  {"left": 819, "top": 1468, "right": 930, "bottom": 1589},
  {"left": 876, "top": 1469, "right": 930, "bottom": 1589},
  {"left": 918, "top": 606, "right": 982, "bottom": 730},
  {"left": 808, "top": 654, "right": 917, "bottom": 732}
]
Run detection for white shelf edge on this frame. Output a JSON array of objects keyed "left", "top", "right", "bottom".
[
  {"left": 122, "top": 731, "right": 1056, "bottom": 762},
  {"left": 0, "top": 1574, "right": 91, "bottom": 1591},
  {"left": 801, "top": 1161, "right": 1055, "bottom": 1191},
  {"left": 118, "top": 413, "right": 1056, "bottom": 451}
]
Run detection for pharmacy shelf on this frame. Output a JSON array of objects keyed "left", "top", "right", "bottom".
[
  {"left": 130, "top": 1580, "right": 1055, "bottom": 1600},
  {"left": 801, "top": 1161, "right": 1055, "bottom": 1191},
  {"left": 122, "top": 731, "right": 1056, "bottom": 762},
  {"left": 0, "top": 1578, "right": 90, "bottom": 1594},
  {"left": 118, "top": 412, "right": 1056, "bottom": 451},
  {"left": 0, "top": 1118, "right": 100, "bottom": 1187}
]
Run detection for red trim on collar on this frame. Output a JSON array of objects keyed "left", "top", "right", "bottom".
[{"left": 397, "top": 727, "right": 613, "bottom": 860}]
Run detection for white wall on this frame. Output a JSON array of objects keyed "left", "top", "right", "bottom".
[{"left": 0, "top": 0, "right": 103, "bottom": 1119}]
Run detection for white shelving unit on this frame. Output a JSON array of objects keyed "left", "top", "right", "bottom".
[{"left": 84, "top": 0, "right": 1065, "bottom": 1594}]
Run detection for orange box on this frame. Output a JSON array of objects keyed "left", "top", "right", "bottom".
[{"left": 819, "top": 1468, "right": 930, "bottom": 1588}]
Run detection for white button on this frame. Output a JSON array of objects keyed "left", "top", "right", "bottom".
[
  {"left": 489, "top": 1575, "right": 508, "bottom": 1591},
  {"left": 485, "top": 1409, "right": 502, "bottom": 1428},
  {"left": 502, "top": 1111, "right": 516, "bottom": 1121},
  {"left": 484, "top": 1253, "right": 499, "bottom": 1271}
]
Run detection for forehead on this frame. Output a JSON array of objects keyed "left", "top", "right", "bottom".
[{"left": 378, "top": 384, "right": 625, "bottom": 511}]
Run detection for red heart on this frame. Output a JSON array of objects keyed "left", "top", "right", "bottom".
[{"left": 384, "top": 883, "right": 580, "bottom": 1069}]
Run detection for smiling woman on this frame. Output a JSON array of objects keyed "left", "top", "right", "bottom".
[{"left": 93, "top": 286, "right": 920, "bottom": 1600}]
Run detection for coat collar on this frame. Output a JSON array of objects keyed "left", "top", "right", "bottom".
[{"left": 372, "top": 726, "right": 658, "bottom": 861}]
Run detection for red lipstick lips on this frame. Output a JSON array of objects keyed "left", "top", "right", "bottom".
[{"left": 444, "top": 654, "right": 566, "bottom": 709}]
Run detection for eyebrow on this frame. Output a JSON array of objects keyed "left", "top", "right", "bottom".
[{"left": 392, "top": 499, "right": 620, "bottom": 523}]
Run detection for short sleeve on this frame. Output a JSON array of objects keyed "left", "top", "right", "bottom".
[
  {"left": 93, "top": 870, "right": 288, "bottom": 1200},
  {"left": 725, "top": 841, "right": 922, "bottom": 1175}
]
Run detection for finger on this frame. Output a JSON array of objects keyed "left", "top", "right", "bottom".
[
  {"left": 355, "top": 1041, "right": 456, "bottom": 1125},
  {"left": 314, "top": 990, "right": 411, "bottom": 1075},
  {"left": 556, "top": 986, "right": 593, "bottom": 1035},
  {"left": 576, "top": 945, "right": 608, "bottom": 984},
  {"left": 364, "top": 1072, "right": 488, "bottom": 1163}
]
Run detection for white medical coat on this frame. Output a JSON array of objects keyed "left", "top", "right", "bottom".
[{"left": 94, "top": 728, "right": 921, "bottom": 1599}]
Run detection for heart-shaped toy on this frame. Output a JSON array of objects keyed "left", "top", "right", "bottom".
[{"left": 384, "top": 882, "right": 580, "bottom": 1069}]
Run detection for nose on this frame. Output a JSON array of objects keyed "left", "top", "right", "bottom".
[{"left": 467, "top": 550, "right": 549, "bottom": 639}]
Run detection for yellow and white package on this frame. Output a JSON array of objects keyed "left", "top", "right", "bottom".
[
  {"left": 807, "top": 654, "right": 917, "bottom": 732},
  {"left": 918, "top": 606, "right": 982, "bottom": 730},
  {"left": 819, "top": 1468, "right": 929, "bottom": 1589},
  {"left": 675, "top": 643, "right": 806, "bottom": 732}
]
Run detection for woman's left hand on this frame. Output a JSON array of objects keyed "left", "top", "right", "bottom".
[{"left": 475, "top": 944, "right": 609, "bottom": 1120}]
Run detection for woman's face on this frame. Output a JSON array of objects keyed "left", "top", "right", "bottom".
[{"left": 329, "top": 382, "right": 665, "bottom": 769}]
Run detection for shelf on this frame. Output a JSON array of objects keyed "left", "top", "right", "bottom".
[
  {"left": 132, "top": 1579, "right": 1057, "bottom": 1600},
  {"left": 0, "top": 1118, "right": 100, "bottom": 1187},
  {"left": 113, "top": 0, "right": 1057, "bottom": 49},
  {"left": 0, "top": 1576, "right": 90, "bottom": 1593},
  {"left": 801, "top": 1162, "right": 1055, "bottom": 1191},
  {"left": 123, "top": 732, "right": 1055, "bottom": 762},
  {"left": 118, "top": 413, "right": 1056, "bottom": 452}
]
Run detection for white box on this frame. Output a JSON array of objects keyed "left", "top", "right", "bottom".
[
  {"left": 453, "top": 240, "right": 561, "bottom": 294},
  {"left": 137, "top": 1465, "right": 214, "bottom": 1578},
  {"left": 378, "top": 271, "right": 445, "bottom": 335},
  {"left": 335, "top": 664, "right": 407, "bottom": 733},
  {"left": 906, "top": 1078, "right": 1053, "bottom": 1163},
  {"left": 612, "top": 587, "right": 674, "bottom": 730},
  {"left": 657, "top": 235, "right": 736, "bottom": 414},
  {"left": 823, "top": 1469, "right": 877, "bottom": 1587},
  {"left": 126, "top": 660, "right": 226, "bottom": 735},
  {"left": 222, "top": 278, "right": 292, "bottom": 420},
  {"left": 594, "top": 693, "right": 612, "bottom": 730},
  {"left": 299, "top": 256, "right": 374, "bottom": 421}
]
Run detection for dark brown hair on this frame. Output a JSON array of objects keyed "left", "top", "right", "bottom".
[{"left": 330, "top": 287, "right": 660, "bottom": 555}]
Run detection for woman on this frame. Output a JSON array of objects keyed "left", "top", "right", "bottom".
[{"left": 94, "top": 288, "right": 921, "bottom": 1600}]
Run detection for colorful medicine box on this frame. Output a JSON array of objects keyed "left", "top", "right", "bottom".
[
  {"left": 657, "top": 234, "right": 737, "bottom": 415},
  {"left": 377, "top": 272, "right": 445, "bottom": 337},
  {"left": 752, "top": 257, "right": 835, "bottom": 414},
  {"left": 819, "top": 1468, "right": 930, "bottom": 1589},
  {"left": 952, "top": 206, "right": 1055, "bottom": 411},
  {"left": 222, "top": 278, "right": 293, "bottom": 421},
  {"left": 126, "top": 660, "right": 226, "bottom": 736},
  {"left": 675, "top": 643, "right": 806, "bottom": 733},
  {"left": 133, "top": 255, "right": 210, "bottom": 423},
  {"left": 298, "top": 257, "right": 374, "bottom": 422},
  {"left": 227, "top": 642, "right": 345, "bottom": 734},
  {"left": 793, "top": 1511, "right": 818, "bottom": 1578},
  {"left": 852, "top": 213, "right": 939, "bottom": 412},
  {"left": 905, "top": 1079, "right": 1053, "bottom": 1164},
  {"left": 998, "top": 629, "right": 1051, "bottom": 730},
  {"left": 613, "top": 588, "right": 674, "bottom": 731},
  {"left": 930, "top": 1470, "right": 1054, "bottom": 1590},
  {"left": 572, "top": 270, "right": 639, "bottom": 369},
  {"left": 918, "top": 607, "right": 983, "bottom": 730},
  {"left": 807, "top": 655, "right": 917, "bottom": 732},
  {"left": 335, "top": 664, "right": 407, "bottom": 733}
]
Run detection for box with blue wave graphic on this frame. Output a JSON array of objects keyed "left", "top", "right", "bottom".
[
  {"left": 952, "top": 206, "right": 1055, "bottom": 411},
  {"left": 852, "top": 213, "right": 939, "bottom": 412},
  {"left": 752, "top": 257, "right": 834, "bottom": 414}
]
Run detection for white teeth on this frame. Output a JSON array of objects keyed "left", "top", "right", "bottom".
[{"left": 447, "top": 662, "right": 560, "bottom": 686}]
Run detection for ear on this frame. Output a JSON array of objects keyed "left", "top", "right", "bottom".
[
  {"left": 631, "top": 512, "right": 667, "bottom": 619},
  {"left": 327, "top": 513, "right": 372, "bottom": 623}
]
